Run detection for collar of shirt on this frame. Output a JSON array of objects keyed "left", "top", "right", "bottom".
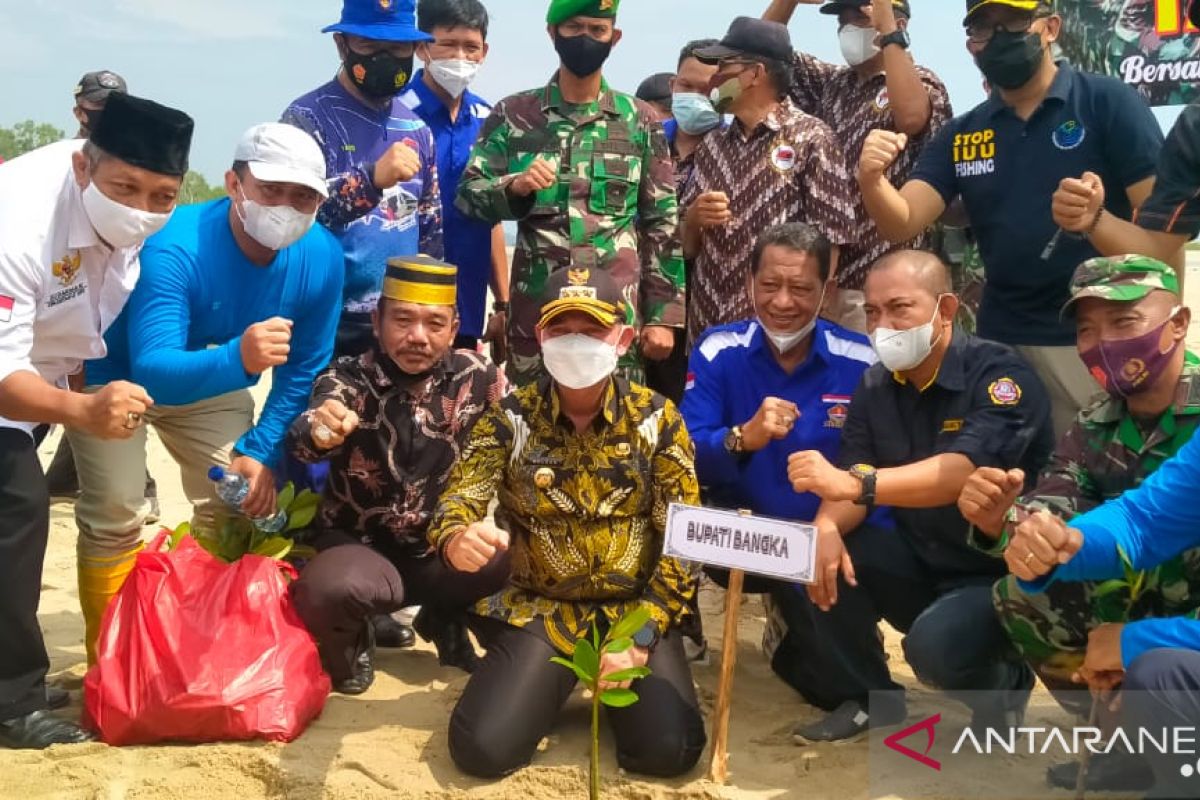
[
  {"left": 983, "top": 61, "right": 1074, "bottom": 120},
  {"left": 407, "top": 69, "right": 486, "bottom": 127},
  {"left": 545, "top": 375, "right": 622, "bottom": 431},
  {"left": 66, "top": 181, "right": 105, "bottom": 253},
  {"left": 541, "top": 73, "right": 618, "bottom": 119},
  {"left": 728, "top": 97, "right": 804, "bottom": 143},
  {"left": 891, "top": 327, "right": 967, "bottom": 393}
]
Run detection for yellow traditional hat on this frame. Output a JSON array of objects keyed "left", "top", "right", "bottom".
[{"left": 382, "top": 255, "right": 458, "bottom": 307}]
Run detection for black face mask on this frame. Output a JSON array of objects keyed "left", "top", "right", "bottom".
[
  {"left": 554, "top": 31, "right": 613, "bottom": 78},
  {"left": 343, "top": 48, "right": 414, "bottom": 99},
  {"left": 77, "top": 107, "right": 101, "bottom": 137},
  {"left": 975, "top": 29, "right": 1046, "bottom": 91}
]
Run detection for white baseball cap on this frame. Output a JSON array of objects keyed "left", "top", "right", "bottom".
[{"left": 233, "top": 123, "right": 329, "bottom": 198}]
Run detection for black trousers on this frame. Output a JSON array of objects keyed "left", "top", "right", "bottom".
[
  {"left": 450, "top": 616, "right": 707, "bottom": 779},
  {"left": 770, "top": 524, "right": 1027, "bottom": 721},
  {"left": 0, "top": 428, "right": 51, "bottom": 721},
  {"left": 1123, "top": 649, "right": 1200, "bottom": 799},
  {"left": 290, "top": 537, "right": 509, "bottom": 682}
]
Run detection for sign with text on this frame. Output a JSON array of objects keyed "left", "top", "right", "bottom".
[
  {"left": 664, "top": 504, "right": 817, "bottom": 584},
  {"left": 1059, "top": 0, "right": 1200, "bottom": 106}
]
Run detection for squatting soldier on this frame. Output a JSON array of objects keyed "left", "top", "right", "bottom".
[
  {"left": 958, "top": 255, "right": 1200, "bottom": 794},
  {"left": 455, "top": 0, "right": 685, "bottom": 385}
]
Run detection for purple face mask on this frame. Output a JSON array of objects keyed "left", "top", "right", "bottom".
[{"left": 1080, "top": 307, "right": 1182, "bottom": 397}]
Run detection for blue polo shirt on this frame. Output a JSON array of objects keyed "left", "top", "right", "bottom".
[
  {"left": 910, "top": 64, "right": 1162, "bottom": 347},
  {"left": 400, "top": 72, "right": 494, "bottom": 339},
  {"left": 680, "top": 319, "right": 880, "bottom": 523}
]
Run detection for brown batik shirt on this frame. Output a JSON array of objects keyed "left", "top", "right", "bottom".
[
  {"left": 681, "top": 99, "right": 857, "bottom": 344},
  {"left": 287, "top": 347, "right": 507, "bottom": 560},
  {"left": 788, "top": 53, "right": 953, "bottom": 290}
]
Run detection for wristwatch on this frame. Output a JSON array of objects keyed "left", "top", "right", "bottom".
[
  {"left": 877, "top": 30, "right": 911, "bottom": 50},
  {"left": 849, "top": 464, "right": 878, "bottom": 506},
  {"left": 632, "top": 622, "right": 660, "bottom": 652},
  {"left": 492, "top": 299, "right": 510, "bottom": 313},
  {"left": 724, "top": 425, "right": 745, "bottom": 454}
]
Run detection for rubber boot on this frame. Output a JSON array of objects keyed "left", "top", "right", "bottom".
[{"left": 78, "top": 546, "right": 142, "bottom": 666}]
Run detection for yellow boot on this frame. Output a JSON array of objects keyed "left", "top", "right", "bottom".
[{"left": 78, "top": 546, "right": 142, "bottom": 666}]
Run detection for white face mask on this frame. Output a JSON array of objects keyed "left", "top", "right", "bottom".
[
  {"left": 756, "top": 284, "right": 826, "bottom": 355},
  {"left": 839, "top": 25, "right": 881, "bottom": 67},
  {"left": 870, "top": 295, "right": 947, "bottom": 372},
  {"left": 81, "top": 182, "right": 173, "bottom": 249},
  {"left": 541, "top": 333, "right": 620, "bottom": 390},
  {"left": 236, "top": 187, "right": 316, "bottom": 251},
  {"left": 428, "top": 58, "right": 481, "bottom": 99}
]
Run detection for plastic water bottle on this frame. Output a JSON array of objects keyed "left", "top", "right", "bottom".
[{"left": 208, "top": 466, "right": 288, "bottom": 533}]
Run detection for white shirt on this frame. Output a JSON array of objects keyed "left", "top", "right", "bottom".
[{"left": 0, "top": 140, "right": 142, "bottom": 435}]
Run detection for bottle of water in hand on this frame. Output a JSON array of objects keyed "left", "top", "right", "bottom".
[{"left": 208, "top": 466, "right": 288, "bottom": 533}]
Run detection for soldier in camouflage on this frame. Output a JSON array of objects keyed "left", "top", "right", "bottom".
[
  {"left": 958, "top": 255, "right": 1198, "bottom": 790},
  {"left": 454, "top": 0, "right": 685, "bottom": 386}
]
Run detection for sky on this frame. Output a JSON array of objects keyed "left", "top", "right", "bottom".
[{"left": 0, "top": 0, "right": 1186, "bottom": 182}]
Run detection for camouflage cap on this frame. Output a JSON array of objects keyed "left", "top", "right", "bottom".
[
  {"left": 547, "top": 0, "right": 618, "bottom": 26},
  {"left": 1062, "top": 255, "right": 1181, "bottom": 316}
]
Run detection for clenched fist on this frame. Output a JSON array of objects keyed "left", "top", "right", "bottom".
[
  {"left": 687, "top": 191, "right": 731, "bottom": 229},
  {"left": 1051, "top": 171, "right": 1105, "bottom": 234},
  {"left": 509, "top": 157, "right": 558, "bottom": 198},
  {"left": 1005, "top": 509, "right": 1084, "bottom": 582},
  {"left": 80, "top": 381, "right": 154, "bottom": 440},
  {"left": 742, "top": 396, "right": 799, "bottom": 452},
  {"left": 310, "top": 398, "right": 360, "bottom": 450},
  {"left": 241, "top": 317, "right": 293, "bottom": 375},
  {"left": 787, "top": 450, "right": 860, "bottom": 502},
  {"left": 958, "top": 467, "right": 1025, "bottom": 539},
  {"left": 857, "top": 129, "right": 908, "bottom": 183},
  {"left": 373, "top": 141, "right": 421, "bottom": 189},
  {"left": 445, "top": 521, "right": 511, "bottom": 573}
]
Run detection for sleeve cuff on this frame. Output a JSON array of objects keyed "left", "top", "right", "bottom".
[
  {"left": 1121, "top": 618, "right": 1200, "bottom": 669},
  {"left": 967, "top": 524, "right": 1009, "bottom": 557}
]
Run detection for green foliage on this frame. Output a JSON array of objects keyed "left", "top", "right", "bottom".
[
  {"left": 167, "top": 481, "right": 319, "bottom": 564},
  {"left": 179, "top": 170, "right": 227, "bottom": 204},
  {"left": 0, "top": 120, "right": 66, "bottom": 160},
  {"left": 550, "top": 606, "right": 654, "bottom": 799}
]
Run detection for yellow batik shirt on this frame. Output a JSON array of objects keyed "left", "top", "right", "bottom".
[{"left": 427, "top": 376, "right": 701, "bottom": 653}]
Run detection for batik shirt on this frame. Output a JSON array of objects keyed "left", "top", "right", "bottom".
[
  {"left": 455, "top": 75, "right": 685, "bottom": 382},
  {"left": 681, "top": 99, "right": 857, "bottom": 344},
  {"left": 283, "top": 79, "right": 443, "bottom": 315},
  {"left": 288, "top": 347, "right": 505, "bottom": 559},
  {"left": 788, "top": 53, "right": 953, "bottom": 290},
  {"left": 427, "top": 377, "right": 701, "bottom": 653}
]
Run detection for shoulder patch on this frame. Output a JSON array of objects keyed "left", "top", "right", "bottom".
[
  {"left": 988, "top": 377, "right": 1022, "bottom": 406},
  {"left": 824, "top": 331, "right": 877, "bottom": 365},
  {"left": 698, "top": 323, "right": 758, "bottom": 362}
]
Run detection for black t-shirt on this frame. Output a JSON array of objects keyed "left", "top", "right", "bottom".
[
  {"left": 1137, "top": 101, "right": 1200, "bottom": 239},
  {"left": 839, "top": 331, "right": 1055, "bottom": 576}
]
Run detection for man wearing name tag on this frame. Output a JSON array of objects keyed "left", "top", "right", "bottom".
[{"left": 785, "top": 249, "right": 1055, "bottom": 742}]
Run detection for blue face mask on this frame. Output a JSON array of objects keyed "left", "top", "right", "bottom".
[{"left": 671, "top": 92, "right": 721, "bottom": 136}]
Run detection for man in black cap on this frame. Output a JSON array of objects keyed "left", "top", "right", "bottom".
[
  {"left": 858, "top": 0, "right": 1164, "bottom": 437},
  {"left": 761, "top": 0, "right": 951, "bottom": 332},
  {"left": 0, "top": 92, "right": 192, "bottom": 749},
  {"left": 72, "top": 70, "right": 127, "bottom": 139},
  {"left": 681, "top": 16, "right": 857, "bottom": 344},
  {"left": 636, "top": 72, "right": 674, "bottom": 121}
]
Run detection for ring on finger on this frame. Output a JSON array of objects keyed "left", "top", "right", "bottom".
[
  {"left": 1024, "top": 551, "right": 1036, "bottom": 565},
  {"left": 123, "top": 411, "right": 142, "bottom": 430},
  {"left": 314, "top": 423, "right": 334, "bottom": 443}
]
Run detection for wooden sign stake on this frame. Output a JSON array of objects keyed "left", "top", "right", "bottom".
[{"left": 708, "top": 509, "right": 751, "bottom": 784}]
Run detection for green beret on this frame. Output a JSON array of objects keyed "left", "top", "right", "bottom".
[
  {"left": 1062, "top": 255, "right": 1181, "bottom": 316},
  {"left": 547, "top": 0, "right": 619, "bottom": 26}
]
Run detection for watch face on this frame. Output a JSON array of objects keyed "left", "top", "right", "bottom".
[{"left": 851, "top": 464, "right": 875, "bottom": 478}]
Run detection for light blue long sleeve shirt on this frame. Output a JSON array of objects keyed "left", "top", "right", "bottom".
[
  {"left": 88, "top": 199, "right": 344, "bottom": 466},
  {"left": 1022, "top": 431, "right": 1200, "bottom": 667}
]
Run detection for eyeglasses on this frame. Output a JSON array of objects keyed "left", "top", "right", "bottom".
[{"left": 964, "top": 14, "right": 1046, "bottom": 45}]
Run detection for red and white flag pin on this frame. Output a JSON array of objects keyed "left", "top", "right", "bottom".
[{"left": 0, "top": 295, "right": 14, "bottom": 323}]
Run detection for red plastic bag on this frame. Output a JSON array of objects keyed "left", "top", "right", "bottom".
[{"left": 84, "top": 533, "right": 331, "bottom": 745}]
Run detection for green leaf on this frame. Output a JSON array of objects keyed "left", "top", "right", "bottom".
[
  {"left": 573, "top": 638, "right": 600, "bottom": 682},
  {"left": 609, "top": 606, "right": 652, "bottom": 642},
  {"left": 1092, "top": 580, "right": 1130, "bottom": 600},
  {"left": 1117, "top": 544, "right": 1134, "bottom": 573},
  {"left": 288, "top": 544, "right": 318, "bottom": 562},
  {"left": 168, "top": 521, "right": 191, "bottom": 551},
  {"left": 604, "top": 637, "right": 633, "bottom": 655},
  {"left": 252, "top": 536, "right": 294, "bottom": 560},
  {"left": 287, "top": 503, "right": 318, "bottom": 532},
  {"left": 599, "top": 688, "right": 640, "bottom": 708},
  {"left": 600, "top": 666, "right": 651, "bottom": 684},
  {"left": 276, "top": 483, "right": 295, "bottom": 513},
  {"left": 550, "top": 656, "right": 593, "bottom": 684},
  {"left": 289, "top": 489, "right": 320, "bottom": 513}
]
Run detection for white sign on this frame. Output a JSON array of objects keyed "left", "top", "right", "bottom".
[{"left": 664, "top": 503, "right": 817, "bottom": 584}]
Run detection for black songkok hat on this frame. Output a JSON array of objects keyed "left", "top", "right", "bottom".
[{"left": 88, "top": 93, "right": 194, "bottom": 178}]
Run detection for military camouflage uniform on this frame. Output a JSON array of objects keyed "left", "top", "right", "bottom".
[
  {"left": 982, "top": 256, "right": 1200, "bottom": 713},
  {"left": 455, "top": 75, "right": 685, "bottom": 385}
]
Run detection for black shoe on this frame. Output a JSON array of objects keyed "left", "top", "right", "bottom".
[
  {"left": 414, "top": 609, "right": 480, "bottom": 673},
  {"left": 46, "top": 687, "right": 69, "bottom": 711},
  {"left": 792, "top": 700, "right": 905, "bottom": 745},
  {"left": 1046, "top": 752, "right": 1156, "bottom": 793},
  {"left": 372, "top": 614, "right": 416, "bottom": 649},
  {"left": 0, "top": 710, "right": 93, "bottom": 749},
  {"left": 332, "top": 624, "right": 376, "bottom": 696},
  {"left": 144, "top": 475, "right": 160, "bottom": 525}
]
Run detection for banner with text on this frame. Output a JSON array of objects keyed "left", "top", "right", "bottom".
[
  {"left": 664, "top": 504, "right": 817, "bottom": 583},
  {"left": 1059, "top": 0, "right": 1200, "bottom": 106}
]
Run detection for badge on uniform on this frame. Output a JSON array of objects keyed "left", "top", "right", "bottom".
[
  {"left": 941, "top": 419, "right": 963, "bottom": 433},
  {"left": 874, "top": 86, "right": 890, "bottom": 112},
  {"left": 535, "top": 467, "right": 555, "bottom": 489},
  {"left": 987, "top": 378, "right": 1022, "bottom": 406},
  {"left": 822, "top": 394, "right": 851, "bottom": 429},
  {"left": 770, "top": 142, "right": 798, "bottom": 173},
  {"left": 1052, "top": 120, "right": 1086, "bottom": 151},
  {"left": 53, "top": 252, "right": 82, "bottom": 287},
  {"left": 0, "top": 294, "right": 13, "bottom": 324},
  {"left": 615, "top": 442, "right": 631, "bottom": 456}
]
